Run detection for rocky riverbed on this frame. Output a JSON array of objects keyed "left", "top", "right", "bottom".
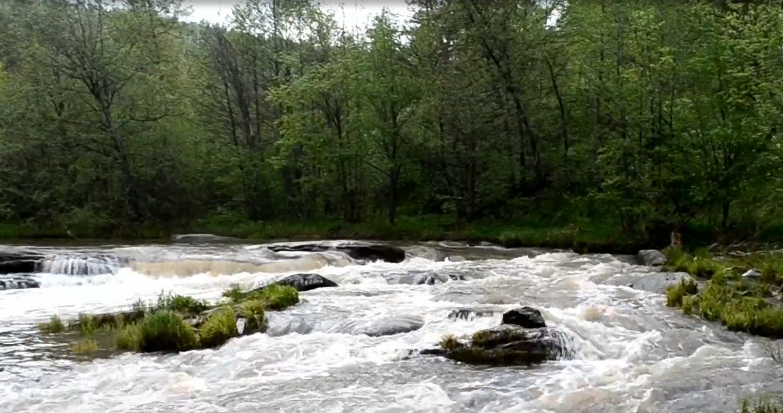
[{"left": 0, "top": 240, "right": 780, "bottom": 413}]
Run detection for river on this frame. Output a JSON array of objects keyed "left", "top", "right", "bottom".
[{"left": 0, "top": 241, "right": 781, "bottom": 413}]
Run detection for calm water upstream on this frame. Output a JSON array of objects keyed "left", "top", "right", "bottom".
[{"left": 0, "top": 241, "right": 781, "bottom": 413}]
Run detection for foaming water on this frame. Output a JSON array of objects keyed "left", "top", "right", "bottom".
[
  {"left": 41, "top": 256, "right": 120, "bottom": 275},
  {"left": 1, "top": 246, "right": 781, "bottom": 413}
]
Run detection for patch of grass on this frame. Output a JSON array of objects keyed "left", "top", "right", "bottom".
[
  {"left": 741, "top": 397, "right": 783, "bottom": 413},
  {"left": 72, "top": 313, "right": 98, "bottom": 336},
  {"left": 118, "top": 310, "right": 198, "bottom": 353},
  {"left": 222, "top": 286, "right": 245, "bottom": 304},
  {"left": 240, "top": 299, "right": 267, "bottom": 334},
  {"left": 73, "top": 339, "right": 99, "bottom": 354},
  {"left": 115, "top": 323, "right": 143, "bottom": 351},
  {"left": 156, "top": 292, "right": 209, "bottom": 316},
  {"left": 198, "top": 307, "right": 238, "bottom": 348},
  {"left": 253, "top": 284, "right": 299, "bottom": 311},
  {"left": 666, "top": 279, "right": 698, "bottom": 307},
  {"left": 439, "top": 334, "right": 461, "bottom": 351},
  {"left": 38, "top": 315, "right": 65, "bottom": 334}
]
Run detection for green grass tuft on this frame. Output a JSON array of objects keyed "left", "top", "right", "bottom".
[
  {"left": 115, "top": 310, "right": 198, "bottom": 353},
  {"left": 115, "top": 323, "right": 143, "bottom": 351},
  {"left": 73, "top": 338, "right": 99, "bottom": 354},
  {"left": 38, "top": 315, "right": 66, "bottom": 334},
  {"left": 156, "top": 292, "right": 209, "bottom": 316},
  {"left": 741, "top": 397, "right": 783, "bottom": 413},
  {"left": 72, "top": 313, "right": 98, "bottom": 335},
  {"left": 222, "top": 286, "right": 245, "bottom": 304},
  {"left": 666, "top": 279, "right": 698, "bottom": 307},
  {"left": 254, "top": 284, "right": 299, "bottom": 311},
  {"left": 439, "top": 334, "right": 460, "bottom": 351},
  {"left": 199, "top": 307, "right": 238, "bottom": 348},
  {"left": 240, "top": 299, "right": 267, "bottom": 334}
]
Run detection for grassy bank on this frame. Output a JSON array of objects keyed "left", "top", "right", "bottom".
[
  {"left": 38, "top": 286, "right": 299, "bottom": 354},
  {"left": 665, "top": 248, "right": 783, "bottom": 338}
]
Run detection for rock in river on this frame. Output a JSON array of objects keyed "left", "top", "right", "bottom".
[
  {"left": 0, "top": 249, "right": 45, "bottom": 275},
  {"left": 606, "top": 271, "right": 695, "bottom": 294},
  {"left": 268, "top": 242, "right": 406, "bottom": 263},
  {"left": 250, "top": 273, "right": 338, "bottom": 293},
  {"left": 272, "top": 273, "right": 338, "bottom": 292},
  {"left": 0, "top": 275, "right": 40, "bottom": 290},
  {"left": 636, "top": 249, "right": 667, "bottom": 267},
  {"left": 441, "top": 325, "right": 570, "bottom": 366},
  {"left": 502, "top": 307, "right": 546, "bottom": 329},
  {"left": 447, "top": 309, "right": 494, "bottom": 321},
  {"left": 333, "top": 315, "right": 425, "bottom": 337}
]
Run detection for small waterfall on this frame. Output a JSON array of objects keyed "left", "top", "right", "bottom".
[{"left": 40, "top": 255, "right": 121, "bottom": 276}]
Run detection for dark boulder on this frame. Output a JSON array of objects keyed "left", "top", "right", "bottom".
[
  {"left": 268, "top": 242, "right": 406, "bottom": 263},
  {"left": 0, "top": 276, "right": 40, "bottom": 290},
  {"left": 448, "top": 309, "right": 494, "bottom": 321},
  {"left": 273, "top": 273, "right": 338, "bottom": 292},
  {"left": 636, "top": 250, "right": 667, "bottom": 267},
  {"left": 248, "top": 273, "right": 338, "bottom": 295},
  {"left": 0, "top": 250, "right": 45, "bottom": 275},
  {"left": 441, "top": 325, "right": 569, "bottom": 366},
  {"left": 502, "top": 307, "right": 546, "bottom": 329}
]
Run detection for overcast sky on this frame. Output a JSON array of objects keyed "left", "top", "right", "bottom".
[{"left": 183, "top": 0, "right": 413, "bottom": 28}]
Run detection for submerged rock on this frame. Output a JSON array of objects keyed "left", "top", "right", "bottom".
[
  {"left": 268, "top": 242, "right": 406, "bottom": 263},
  {"left": 334, "top": 315, "right": 425, "bottom": 337},
  {"left": 502, "top": 307, "right": 546, "bottom": 329},
  {"left": 272, "top": 273, "right": 338, "bottom": 292},
  {"left": 447, "top": 309, "right": 494, "bottom": 321},
  {"left": 606, "top": 271, "right": 695, "bottom": 293},
  {"left": 170, "top": 234, "right": 240, "bottom": 243},
  {"left": 0, "top": 275, "right": 40, "bottom": 290},
  {"left": 442, "top": 325, "right": 569, "bottom": 366},
  {"left": 636, "top": 250, "right": 667, "bottom": 267}
]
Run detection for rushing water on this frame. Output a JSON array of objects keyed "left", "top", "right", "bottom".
[{"left": 1, "top": 241, "right": 782, "bottom": 413}]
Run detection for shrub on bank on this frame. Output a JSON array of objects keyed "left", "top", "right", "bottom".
[
  {"left": 73, "top": 339, "right": 99, "bottom": 354},
  {"left": 666, "top": 279, "right": 698, "bottom": 307},
  {"left": 199, "top": 307, "right": 238, "bottom": 348}
]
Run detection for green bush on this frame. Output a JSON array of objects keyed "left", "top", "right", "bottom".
[
  {"left": 666, "top": 279, "right": 698, "bottom": 307},
  {"left": 222, "top": 286, "right": 245, "bottom": 304},
  {"left": 241, "top": 299, "right": 267, "bottom": 334},
  {"left": 73, "top": 339, "right": 99, "bottom": 354},
  {"left": 199, "top": 307, "right": 238, "bottom": 348},
  {"left": 255, "top": 284, "right": 299, "bottom": 310},
  {"left": 156, "top": 292, "right": 209, "bottom": 316},
  {"left": 38, "top": 315, "right": 65, "bottom": 333},
  {"left": 117, "top": 310, "right": 198, "bottom": 353}
]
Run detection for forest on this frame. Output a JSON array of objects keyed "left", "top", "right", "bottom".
[{"left": 1, "top": 0, "right": 783, "bottom": 247}]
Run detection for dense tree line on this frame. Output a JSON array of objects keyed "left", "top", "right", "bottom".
[{"left": 1, "top": 0, "right": 783, "bottom": 242}]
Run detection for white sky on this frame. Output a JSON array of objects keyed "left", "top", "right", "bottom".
[{"left": 183, "top": 1, "right": 413, "bottom": 29}]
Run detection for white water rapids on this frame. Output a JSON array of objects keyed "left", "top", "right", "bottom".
[{"left": 1, "top": 242, "right": 782, "bottom": 413}]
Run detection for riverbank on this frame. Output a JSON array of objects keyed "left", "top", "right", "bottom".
[{"left": 0, "top": 218, "right": 650, "bottom": 253}]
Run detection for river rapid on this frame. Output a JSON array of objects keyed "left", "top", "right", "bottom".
[{"left": 0, "top": 241, "right": 781, "bottom": 413}]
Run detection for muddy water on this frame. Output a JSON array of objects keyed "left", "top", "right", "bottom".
[{"left": 0, "top": 242, "right": 781, "bottom": 413}]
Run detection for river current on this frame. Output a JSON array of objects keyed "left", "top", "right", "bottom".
[{"left": 0, "top": 241, "right": 781, "bottom": 413}]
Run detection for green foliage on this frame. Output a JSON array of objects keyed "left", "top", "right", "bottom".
[
  {"left": 222, "top": 286, "right": 245, "bottom": 304},
  {"left": 666, "top": 279, "right": 699, "bottom": 307},
  {"left": 439, "top": 334, "right": 460, "bottom": 351},
  {"left": 125, "top": 310, "right": 199, "bottom": 353},
  {"left": 240, "top": 299, "right": 267, "bottom": 334},
  {"left": 115, "top": 323, "right": 143, "bottom": 351},
  {"left": 73, "top": 313, "right": 98, "bottom": 336},
  {"left": 198, "top": 307, "right": 238, "bottom": 348},
  {"left": 73, "top": 339, "right": 99, "bottom": 354},
  {"left": 38, "top": 315, "right": 65, "bottom": 334},
  {"left": 741, "top": 397, "right": 783, "bottom": 413},
  {"left": 252, "top": 285, "right": 299, "bottom": 311},
  {"left": 155, "top": 292, "right": 209, "bottom": 316}
]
